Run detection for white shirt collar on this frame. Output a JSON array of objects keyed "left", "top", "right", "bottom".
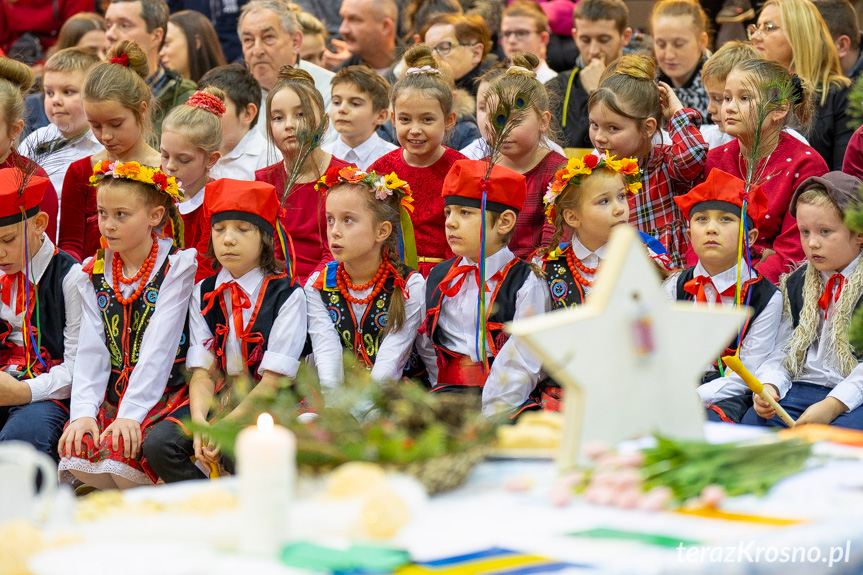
[
  {"left": 215, "top": 265, "right": 266, "bottom": 297},
  {"left": 177, "top": 188, "right": 205, "bottom": 215},
  {"left": 570, "top": 235, "right": 607, "bottom": 261},
  {"left": 693, "top": 260, "right": 755, "bottom": 294},
  {"left": 821, "top": 252, "right": 863, "bottom": 282},
  {"left": 460, "top": 246, "right": 516, "bottom": 281},
  {"left": 223, "top": 127, "right": 267, "bottom": 161},
  {"left": 24, "top": 234, "right": 56, "bottom": 284}
]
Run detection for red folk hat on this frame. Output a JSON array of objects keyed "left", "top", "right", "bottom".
[
  {"left": 0, "top": 168, "right": 48, "bottom": 228},
  {"left": 674, "top": 169, "right": 769, "bottom": 229},
  {"left": 442, "top": 160, "right": 527, "bottom": 214},
  {"left": 204, "top": 178, "right": 280, "bottom": 235}
]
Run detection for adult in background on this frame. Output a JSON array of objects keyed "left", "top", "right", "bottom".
[
  {"left": 337, "top": 0, "right": 401, "bottom": 76},
  {"left": 500, "top": 1, "right": 557, "bottom": 83},
  {"left": 421, "top": 13, "right": 497, "bottom": 99},
  {"left": 238, "top": 0, "right": 334, "bottom": 138},
  {"left": 544, "top": 0, "right": 631, "bottom": 149},
  {"left": 749, "top": 0, "right": 852, "bottom": 170},
  {"left": 54, "top": 12, "right": 108, "bottom": 60},
  {"left": 160, "top": 10, "right": 227, "bottom": 83},
  {"left": 812, "top": 0, "right": 863, "bottom": 82},
  {"left": 105, "top": 0, "right": 197, "bottom": 140}
]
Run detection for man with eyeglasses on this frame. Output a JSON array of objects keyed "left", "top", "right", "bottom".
[{"left": 500, "top": 1, "right": 557, "bottom": 83}]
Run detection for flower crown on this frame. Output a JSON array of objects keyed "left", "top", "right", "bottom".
[
  {"left": 315, "top": 166, "right": 414, "bottom": 213},
  {"left": 543, "top": 154, "right": 642, "bottom": 223},
  {"left": 186, "top": 90, "right": 226, "bottom": 117},
  {"left": 89, "top": 160, "right": 184, "bottom": 203}
]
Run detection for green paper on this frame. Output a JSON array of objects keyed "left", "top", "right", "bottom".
[
  {"left": 281, "top": 542, "right": 411, "bottom": 572},
  {"left": 569, "top": 528, "right": 701, "bottom": 548}
]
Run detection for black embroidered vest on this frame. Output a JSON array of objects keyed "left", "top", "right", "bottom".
[
  {"left": 200, "top": 272, "right": 299, "bottom": 379},
  {"left": 541, "top": 251, "right": 586, "bottom": 309},
  {"left": 90, "top": 249, "right": 189, "bottom": 405},
  {"left": 785, "top": 266, "right": 863, "bottom": 358},
  {"left": 676, "top": 266, "right": 778, "bottom": 356},
  {"left": 425, "top": 257, "right": 533, "bottom": 357}
]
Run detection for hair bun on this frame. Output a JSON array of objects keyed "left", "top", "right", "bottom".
[
  {"left": 107, "top": 41, "right": 149, "bottom": 80},
  {"left": 0, "top": 56, "right": 35, "bottom": 92},
  {"left": 277, "top": 65, "right": 315, "bottom": 85},
  {"left": 403, "top": 44, "right": 438, "bottom": 70},
  {"left": 510, "top": 52, "right": 540, "bottom": 72},
  {"left": 611, "top": 54, "right": 656, "bottom": 81}
]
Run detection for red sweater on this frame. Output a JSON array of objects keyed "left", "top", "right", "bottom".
[
  {"left": 1, "top": 153, "right": 58, "bottom": 242},
  {"left": 370, "top": 147, "right": 464, "bottom": 276},
  {"left": 180, "top": 203, "right": 214, "bottom": 283},
  {"left": 842, "top": 124, "right": 863, "bottom": 180},
  {"left": 255, "top": 156, "right": 353, "bottom": 283},
  {"left": 57, "top": 156, "right": 98, "bottom": 262},
  {"left": 506, "top": 151, "right": 567, "bottom": 259},
  {"left": 699, "top": 132, "right": 828, "bottom": 283}
]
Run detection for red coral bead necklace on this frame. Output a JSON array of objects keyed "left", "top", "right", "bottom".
[{"left": 112, "top": 236, "right": 159, "bottom": 306}]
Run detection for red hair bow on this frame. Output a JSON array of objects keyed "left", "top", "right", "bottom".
[
  {"left": 110, "top": 53, "right": 129, "bottom": 67},
  {"left": 186, "top": 91, "right": 227, "bottom": 117}
]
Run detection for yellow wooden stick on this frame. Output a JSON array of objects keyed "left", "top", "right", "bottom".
[
  {"left": 209, "top": 462, "right": 221, "bottom": 479},
  {"left": 722, "top": 355, "right": 796, "bottom": 428}
]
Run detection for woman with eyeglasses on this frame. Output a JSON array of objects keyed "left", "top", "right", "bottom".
[
  {"left": 748, "top": 0, "right": 851, "bottom": 170},
  {"left": 420, "top": 13, "right": 499, "bottom": 98}
]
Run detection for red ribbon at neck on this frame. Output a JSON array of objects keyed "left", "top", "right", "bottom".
[
  {"left": 440, "top": 264, "right": 483, "bottom": 298},
  {"left": 818, "top": 273, "right": 845, "bottom": 319},
  {"left": 683, "top": 275, "right": 716, "bottom": 303},
  {"left": 0, "top": 272, "right": 32, "bottom": 316}
]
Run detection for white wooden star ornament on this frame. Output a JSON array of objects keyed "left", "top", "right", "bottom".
[{"left": 508, "top": 226, "right": 750, "bottom": 470}]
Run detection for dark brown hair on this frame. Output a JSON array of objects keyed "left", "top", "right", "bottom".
[
  {"left": 391, "top": 44, "right": 454, "bottom": 115},
  {"left": 332, "top": 65, "right": 391, "bottom": 113},
  {"left": 205, "top": 224, "right": 284, "bottom": 275},
  {"left": 55, "top": 12, "right": 106, "bottom": 52},
  {"left": 168, "top": 10, "right": 227, "bottom": 83},
  {"left": 573, "top": 0, "right": 630, "bottom": 32}
]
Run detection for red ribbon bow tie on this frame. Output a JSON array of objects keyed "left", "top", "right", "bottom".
[
  {"left": 683, "top": 275, "right": 740, "bottom": 304},
  {"left": 440, "top": 264, "right": 483, "bottom": 298},
  {"left": 201, "top": 281, "right": 252, "bottom": 315},
  {"left": 818, "top": 273, "right": 845, "bottom": 319},
  {"left": 0, "top": 272, "right": 32, "bottom": 316}
]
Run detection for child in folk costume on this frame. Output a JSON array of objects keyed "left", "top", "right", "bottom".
[
  {"left": 145, "top": 179, "right": 308, "bottom": 482},
  {"left": 307, "top": 166, "right": 426, "bottom": 397},
  {"left": 744, "top": 172, "right": 863, "bottom": 428},
  {"left": 536, "top": 153, "right": 672, "bottom": 410},
  {"left": 664, "top": 169, "right": 782, "bottom": 423},
  {"left": 58, "top": 162, "right": 195, "bottom": 489},
  {"left": 0, "top": 169, "right": 82, "bottom": 460},
  {"left": 160, "top": 88, "right": 224, "bottom": 282},
  {"left": 418, "top": 159, "right": 550, "bottom": 417}
]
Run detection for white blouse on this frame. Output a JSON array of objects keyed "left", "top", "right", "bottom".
[
  {"left": 186, "top": 267, "right": 307, "bottom": 378},
  {"left": 69, "top": 240, "right": 197, "bottom": 423},
  {"left": 305, "top": 268, "right": 426, "bottom": 394}
]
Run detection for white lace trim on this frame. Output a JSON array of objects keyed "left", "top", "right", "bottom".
[{"left": 58, "top": 456, "right": 153, "bottom": 486}]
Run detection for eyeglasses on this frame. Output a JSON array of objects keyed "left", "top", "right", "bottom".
[
  {"left": 431, "top": 40, "right": 478, "bottom": 56},
  {"left": 500, "top": 29, "right": 538, "bottom": 40},
  {"left": 746, "top": 22, "right": 781, "bottom": 39}
]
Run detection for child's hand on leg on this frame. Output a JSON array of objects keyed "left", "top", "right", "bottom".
[
  {"left": 752, "top": 384, "right": 780, "bottom": 419},
  {"left": 100, "top": 418, "right": 143, "bottom": 459},
  {"left": 797, "top": 397, "right": 848, "bottom": 426},
  {"left": 58, "top": 417, "right": 100, "bottom": 457}
]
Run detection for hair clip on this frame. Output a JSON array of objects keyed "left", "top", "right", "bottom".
[
  {"left": 406, "top": 65, "right": 442, "bottom": 76},
  {"left": 186, "top": 91, "right": 226, "bottom": 117},
  {"left": 110, "top": 53, "right": 129, "bottom": 67}
]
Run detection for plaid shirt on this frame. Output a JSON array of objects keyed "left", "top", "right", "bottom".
[
  {"left": 628, "top": 108, "right": 707, "bottom": 268},
  {"left": 510, "top": 151, "right": 568, "bottom": 259}
]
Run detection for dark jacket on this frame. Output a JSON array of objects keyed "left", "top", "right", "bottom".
[
  {"left": 153, "top": 67, "right": 197, "bottom": 142},
  {"left": 808, "top": 82, "right": 854, "bottom": 171},
  {"left": 545, "top": 67, "right": 591, "bottom": 149}
]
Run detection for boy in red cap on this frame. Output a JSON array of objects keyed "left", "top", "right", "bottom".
[
  {"left": 419, "top": 160, "right": 550, "bottom": 418},
  {"left": 144, "top": 178, "right": 308, "bottom": 482},
  {"left": 745, "top": 172, "right": 863, "bottom": 429},
  {"left": 665, "top": 168, "right": 782, "bottom": 423},
  {"left": 0, "top": 168, "right": 82, "bottom": 460}
]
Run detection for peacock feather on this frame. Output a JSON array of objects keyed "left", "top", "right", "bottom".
[
  {"left": 279, "top": 113, "right": 329, "bottom": 210},
  {"left": 740, "top": 76, "right": 795, "bottom": 191},
  {"left": 482, "top": 82, "right": 531, "bottom": 180}
]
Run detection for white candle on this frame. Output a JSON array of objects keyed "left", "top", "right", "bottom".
[{"left": 236, "top": 413, "right": 296, "bottom": 555}]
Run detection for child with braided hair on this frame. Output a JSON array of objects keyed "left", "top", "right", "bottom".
[
  {"left": 58, "top": 162, "right": 196, "bottom": 489},
  {"left": 306, "top": 166, "right": 426, "bottom": 397},
  {"left": 160, "top": 87, "right": 225, "bottom": 281}
]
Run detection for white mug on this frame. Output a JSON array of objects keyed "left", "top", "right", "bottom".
[{"left": 0, "top": 441, "right": 57, "bottom": 524}]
